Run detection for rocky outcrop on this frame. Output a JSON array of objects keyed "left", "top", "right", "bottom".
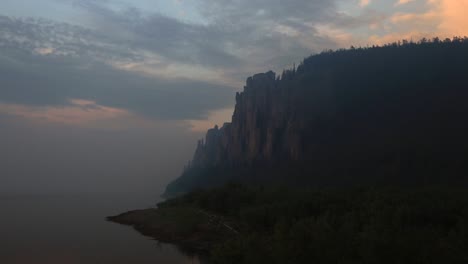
[
  {"left": 168, "top": 39, "right": 468, "bottom": 196},
  {"left": 188, "top": 70, "right": 306, "bottom": 169}
]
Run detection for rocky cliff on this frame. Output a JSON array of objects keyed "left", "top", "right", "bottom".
[
  {"left": 167, "top": 38, "right": 468, "bottom": 196},
  {"left": 188, "top": 70, "right": 306, "bottom": 169}
]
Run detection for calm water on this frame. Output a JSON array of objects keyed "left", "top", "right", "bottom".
[{"left": 0, "top": 193, "right": 203, "bottom": 264}]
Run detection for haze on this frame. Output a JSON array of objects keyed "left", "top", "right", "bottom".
[{"left": 1, "top": 0, "right": 467, "bottom": 194}]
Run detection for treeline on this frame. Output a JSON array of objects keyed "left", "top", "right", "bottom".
[
  {"left": 290, "top": 36, "right": 468, "bottom": 80},
  {"left": 160, "top": 184, "right": 468, "bottom": 264},
  {"left": 166, "top": 37, "right": 468, "bottom": 196},
  {"left": 162, "top": 39, "right": 468, "bottom": 262}
]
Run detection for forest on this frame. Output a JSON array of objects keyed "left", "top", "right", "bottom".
[
  {"left": 116, "top": 38, "right": 468, "bottom": 263},
  {"left": 166, "top": 37, "right": 468, "bottom": 197},
  {"left": 160, "top": 183, "right": 468, "bottom": 264}
]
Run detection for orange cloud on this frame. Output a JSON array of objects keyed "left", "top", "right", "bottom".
[
  {"left": 315, "top": 24, "right": 356, "bottom": 47},
  {"left": 436, "top": 0, "right": 468, "bottom": 36},
  {"left": 390, "top": 12, "right": 439, "bottom": 24},
  {"left": 368, "top": 31, "right": 434, "bottom": 45},
  {"left": 395, "top": 0, "right": 415, "bottom": 6},
  {"left": 359, "top": 0, "right": 371, "bottom": 7},
  {"left": 365, "top": 0, "right": 468, "bottom": 46}
]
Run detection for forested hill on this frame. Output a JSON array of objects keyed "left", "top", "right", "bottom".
[{"left": 165, "top": 37, "right": 468, "bottom": 197}]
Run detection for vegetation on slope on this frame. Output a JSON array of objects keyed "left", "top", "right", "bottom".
[
  {"left": 160, "top": 183, "right": 468, "bottom": 264},
  {"left": 166, "top": 37, "right": 468, "bottom": 196},
  {"left": 107, "top": 206, "right": 234, "bottom": 253},
  {"left": 152, "top": 38, "right": 468, "bottom": 262}
]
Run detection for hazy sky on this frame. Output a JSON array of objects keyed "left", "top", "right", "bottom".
[{"left": 1, "top": 0, "right": 466, "bottom": 194}]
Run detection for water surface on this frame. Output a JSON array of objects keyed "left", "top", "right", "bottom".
[{"left": 0, "top": 193, "right": 202, "bottom": 264}]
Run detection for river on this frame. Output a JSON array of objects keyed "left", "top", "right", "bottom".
[{"left": 0, "top": 193, "right": 203, "bottom": 264}]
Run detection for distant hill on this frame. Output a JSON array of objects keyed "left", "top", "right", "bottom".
[{"left": 165, "top": 37, "right": 468, "bottom": 197}]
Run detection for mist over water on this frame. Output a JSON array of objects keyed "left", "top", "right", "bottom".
[{"left": 0, "top": 192, "right": 202, "bottom": 264}]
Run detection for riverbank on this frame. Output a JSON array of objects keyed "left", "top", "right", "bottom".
[
  {"left": 108, "top": 184, "right": 468, "bottom": 264},
  {"left": 107, "top": 206, "right": 235, "bottom": 253}
]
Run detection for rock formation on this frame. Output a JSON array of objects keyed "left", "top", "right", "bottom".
[
  {"left": 188, "top": 70, "right": 307, "bottom": 169},
  {"left": 167, "top": 38, "right": 468, "bottom": 196}
]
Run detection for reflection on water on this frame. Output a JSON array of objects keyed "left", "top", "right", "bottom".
[{"left": 0, "top": 193, "right": 204, "bottom": 264}]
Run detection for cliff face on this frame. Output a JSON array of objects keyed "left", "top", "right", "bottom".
[
  {"left": 189, "top": 70, "right": 306, "bottom": 169},
  {"left": 168, "top": 39, "right": 468, "bottom": 196}
]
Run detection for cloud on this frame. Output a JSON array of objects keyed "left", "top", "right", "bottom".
[
  {"left": 72, "top": 0, "right": 243, "bottom": 70},
  {"left": 73, "top": 0, "right": 340, "bottom": 75},
  {"left": 390, "top": 11, "right": 439, "bottom": 25},
  {"left": 34, "top": 47, "right": 55, "bottom": 55},
  {"left": 4, "top": 0, "right": 468, "bottom": 194},
  {"left": 331, "top": 9, "right": 388, "bottom": 30},
  {"left": 198, "top": 0, "right": 335, "bottom": 22},
  {"left": 363, "top": 0, "right": 468, "bottom": 45},
  {"left": 395, "top": 0, "right": 415, "bottom": 6},
  {"left": 0, "top": 99, "right": 131, "bottom": 127},
  {"left": 314, "top": 24, "right": 356, "bottom": 47},
  {"left": 435, "top": 0, "right": 468, "bottom": 36},
  {"left": 0, "top": 15, "right": 236, "bottom": 121},
  {"left": 0, "top": 0, "right": 345, "bottom": 126},
  {"left": 9, "top": 0, "right": 465, "bottom": 127},
  {"left": 359, "top": 0, "right": 371, "bottom": 7}
]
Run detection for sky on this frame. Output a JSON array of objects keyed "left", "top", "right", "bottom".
[{"left": 0, "top": 0, "right": 467, "bottom": 194}]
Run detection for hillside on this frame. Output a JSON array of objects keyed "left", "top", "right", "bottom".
[
  {"left": 166, "top": 37, "right": 468, "bottom": 197},
  {"left": 112, "top": 184, "right": 468, "bottom": 264}
]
